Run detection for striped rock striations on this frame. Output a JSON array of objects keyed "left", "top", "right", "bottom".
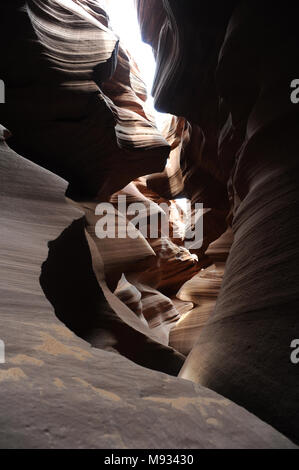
[
  {"left": 0, "top": 0, "right": 170, "bottom": 199},
  {"left": 2, "top": 132, "right": 295, "bottom": 449},
  {"left": 137, "top": 0, "right": 299, "bottom": 442},
  {"left": 1, "top": 0, "right": 299, "bottom": 447}
]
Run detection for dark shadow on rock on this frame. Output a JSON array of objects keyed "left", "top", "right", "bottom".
[{"left": 40, "top": 217, "right": 185, "bottom": 376}]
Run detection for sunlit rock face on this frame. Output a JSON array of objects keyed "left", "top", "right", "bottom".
[
  {"left": 137, "top": 0, "right": 233, "bottom": 259},
  {"left": 0, "top": 0, "right": 206, "bottom": 365},
  {"left": 137, "top": 0, "right": 299, "bottom": 442},
  {"left": 0, "top": 0, "right": 170, "bottom": 199},
  {"left": 0, "top": 134, "right": 296, "bottom": 449},
  {"left": 0, "top": 1, "right": 204, "bottom": 356},
  {"left": 0, "top": 0, "right": 299, "bottom": 448}
]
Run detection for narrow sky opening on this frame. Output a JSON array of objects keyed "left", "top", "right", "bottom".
[
  {"left": 103, "top": 0, "right": 167, "bottom": 130},
  {"left": 104, "top": 0, "right": 189, "bottom": 214}
]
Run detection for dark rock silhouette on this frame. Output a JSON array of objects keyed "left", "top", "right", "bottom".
[{"left": 137, "top": 0, "right": 299, "bottom": 442}]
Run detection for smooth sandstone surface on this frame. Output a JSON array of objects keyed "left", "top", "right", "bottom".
[
  {"left": 1, "top": 0, "right": 299, "bottom": 449},
  {"left": 0, "top": 1, "right": 170, "bottom": 200},
  {"left": 0, "top": 139, "right": 296, "bottom": 449},
  {"left": 137, "top": 0, "right": 299, "bottom": 443}
]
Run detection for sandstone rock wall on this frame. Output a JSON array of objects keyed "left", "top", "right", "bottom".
[
  {"left": 0, "top": 1, "right": 170, "bottom": 199},
  {"left": 1, "top": 0, "right": 299, "bottom": 447},
  {"left": 0, "top": 133, "right": 294, "bottom": 449},
  {"left": 136, "top": 0, "right": 299, "bottom": 442}
]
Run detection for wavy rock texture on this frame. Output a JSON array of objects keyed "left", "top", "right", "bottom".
[
  {"left": 169, "top": 235, "right": 231, "bottom": 356},
  {"left": 137, "top": 9, "right": 231, "bottom": 259},
  {"left": 0, "top": 1, "right": 201, "bottom": 364},
  {"left": 0, "top": 1, "right": 205, "bottom": 344},
  {"left": 1, "top": 0, "right": 299, "bottom": 448},
  {"left": 137, "top": 0, "right": 299, "bottom": 443},
  {"left": 136, "top": 0, "right": 299, "bottom": 442},
  {"left": 1, "top": 135, "right": 296, "bottom": 449},
  {"left": 76, "top": 180, "right": 206, "bottom": 344},
  {"left": 0, "top": 0, "right": 170, "bottom": 199},
  {"left": 115, "top": 275, "right": 179, "bottom": 346},
  {"left": 137, "top": 0, "right": 236, "bottom": 208}
]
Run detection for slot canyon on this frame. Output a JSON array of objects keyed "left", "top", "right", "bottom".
[{"left": 0, "top": 0, "right": 298, "bottom": 449}]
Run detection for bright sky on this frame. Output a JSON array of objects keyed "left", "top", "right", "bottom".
[
  {"left": 103, "top": 0, "right": 188, "bottom": 212},
  {"left": 103, "top": 0, "right": 168, "bottom": 129}
]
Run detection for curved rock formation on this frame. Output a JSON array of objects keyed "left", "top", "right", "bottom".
[
  {"left": 1, "top": 0, "right": 299, "bottom": 448},
  {"left": 0, "top": 0, "right": 170, "bottom": 199},
  {"left": 1, "top": 131, "right": 295, "bottom": 449},
  {"left": 137, "top": 0, "right": 299, "bottom": 443},
  {"left": 137, "top": 0, "right": 236, "bottom": 205}
]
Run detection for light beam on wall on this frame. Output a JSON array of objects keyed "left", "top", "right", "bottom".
[
  {"left": 103, "top": 0, "right": 168, "bottom": 130},
  {"left": 104, "top": 0, "right": 189, "bottom": 213}
]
